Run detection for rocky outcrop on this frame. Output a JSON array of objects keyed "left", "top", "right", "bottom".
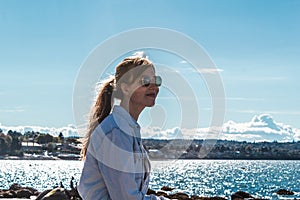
[
  {"left": 275, "top": 189, "right": 294, "bottom": 195},
  {"left": 0, "top": 178, "right": 81, "bottom": 200},
  {"left": 231, "top": 191, "right": 254, "bottom": 199},
  {"left": 0, "top": 183, "right": 39, "bottom": 198},
  {"left": 147, "top": 187, "right": 226, "bottom": 200},
  {"left": 0, "top": 183, "right": 298, "bottom": 200},
  {"left": 36, "top": 188, "right": 69, "bottom": 200},
  {"left": 161, "top": 186, "right": 175, "bottom": 191}
]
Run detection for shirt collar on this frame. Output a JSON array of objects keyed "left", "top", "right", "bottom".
[{"left": 112, "top": 105, "right": 140, "bottom": 130}]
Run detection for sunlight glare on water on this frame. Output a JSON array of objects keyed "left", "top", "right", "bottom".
[
  {"left": 0, "top": 159, "right": 299, "bottom": 199},
  {"left": 0, "top": 160, "right": 83, "bottom": 191},
  {"left": 150, "top": 160, "right": 300, "bottom": 199}
]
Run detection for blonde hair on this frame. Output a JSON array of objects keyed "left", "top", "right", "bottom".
[{"left": 80, "top": 56, "right": 154, "bottom": 158}]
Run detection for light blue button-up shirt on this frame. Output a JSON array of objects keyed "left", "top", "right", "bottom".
[{"left": 78, "top": 106, "right": 167, "bottom": 200}]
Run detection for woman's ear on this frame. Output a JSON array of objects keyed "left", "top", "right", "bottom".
[{"left": 120, "top": 83, "right": 130, "bottom": 96}]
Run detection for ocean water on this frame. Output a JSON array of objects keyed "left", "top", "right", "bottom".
[{"left": 0, "top": 160, "right": 299, "bottom": 199}]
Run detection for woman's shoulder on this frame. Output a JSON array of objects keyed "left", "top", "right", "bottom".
[
  {"left": 93, "top": 113, "right": 129, "bottom": 136},
  {"left": 99, "top": 114, "right": 118, "bottom": 134},
  {"left": 89, "top": 114, "right": 120, "bottom": 144},
  {"left": 91, "top": 108, "right": 136, "bottom": 140},
  {"left": 90, "top": 114, "right": 134, "bottom": 149}
]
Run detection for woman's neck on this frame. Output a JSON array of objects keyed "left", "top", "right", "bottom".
[{"left": 120, "top": 101, "right": 144, "bottom": 121}]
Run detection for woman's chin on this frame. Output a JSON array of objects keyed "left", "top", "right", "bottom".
[{"left": 145, "top": 101, "right": 155, "bottom": 107}]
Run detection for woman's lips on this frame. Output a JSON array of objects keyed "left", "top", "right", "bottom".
[{"left": 146, "top": 92, "right": 156, "bottom": 98}]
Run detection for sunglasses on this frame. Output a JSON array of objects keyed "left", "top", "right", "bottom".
[{"left": 141, "top": 75, "right": 162, "bottom": 87}]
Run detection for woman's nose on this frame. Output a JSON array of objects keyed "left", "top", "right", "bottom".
[{"left": 148, "top": 84, "right": 159, "bottom": 93}]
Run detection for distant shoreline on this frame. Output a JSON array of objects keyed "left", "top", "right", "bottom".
[
  {"left": 1, "top": 138, "right": 300, "bottom": 160},
  {"left": 2, "top": 156, "right": 300, "bottom": 161},
  {"left": 0, "top": 155, "right": 80, "bottom": 161}
]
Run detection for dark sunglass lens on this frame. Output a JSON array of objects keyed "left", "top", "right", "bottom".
[
  {"left": 141, "top": 76, "right": 151, "bottom": 87},
  {"left": 141, "top": 76, "right": 162, "bottom": 87},
  {"left": 155, "top": 76, "right": 162, "bottom": 86}
]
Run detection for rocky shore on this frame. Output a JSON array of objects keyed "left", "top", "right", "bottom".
[
  {"left": 147, "top": 187, "right": 298, "bottom": 200},
  {"left": 0, "top": 179, "right": 298, "bottom": 200},
  {"left": 0, "top": 179, "right": 80, "bottom": 200}
]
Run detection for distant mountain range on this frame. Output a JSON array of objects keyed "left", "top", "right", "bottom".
[{"left": 1, "top": 114, "right": 299, "bottom": 142}]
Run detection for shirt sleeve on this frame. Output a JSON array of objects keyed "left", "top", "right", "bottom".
[{"left": 89, "top": 128, "right": 168, "bottom": 200}]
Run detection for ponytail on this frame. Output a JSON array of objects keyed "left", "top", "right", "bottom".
[{"left": 80, "top": 78, "right": 115, "bottom": 159}]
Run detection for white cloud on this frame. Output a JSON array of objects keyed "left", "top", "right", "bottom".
[
  {"left": 221, "top": 114, "right": 296, "bottom": 142},
  {"left": 178, "top": 60, "right": 223, "bottom": 74},
  {"left": 229, "top": 109, "right": 300, "bottom": 116},
  {"left": 226, "top": 97, "right": 264, "bottom": 101},
  {"left": 1, "top": 114, "right": 299, "bottom": 142},
  {"left": 294, "top": 129, "right": 300, "bottom": 141},
  {"left": 0, "top": 108, "right": 25, "bottom": 113},
  {"left": 142, "top": 114, "right": 299, "bottom": 142},
  {"left": 230, "top": 76, "right": 287, "bottom": 81},
  {"left": 142, "top": 127, "right": 183, "bottom": 140},
  {"left": 0, "top": 124, "right": 79, "bottom": 137},
  {"left": 197, "top": 68, "right": 224, "bottom": 74},
  {"left": 178, "top": 67, "right": 223, "bottom": 74}
]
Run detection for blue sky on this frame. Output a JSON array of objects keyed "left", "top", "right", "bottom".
[{"left": 1, "top": 0, "right": 300, "bottom": 132}]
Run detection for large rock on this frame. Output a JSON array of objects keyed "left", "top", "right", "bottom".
[
  {"left": 156, "top": 191, "right": 168, "bottom": 197},
  {"left": 0, "top": 190, "right": 16, "bottom": 198},
  {"left": 147, "top": 188, "right": 157, "bottom": 195},
  {"left": 37, "top": 187, "right": 69, "bottom": 200},
  {"left": 231, "top": 191, "right": 253, "bottom": 199},
  {"left": 191, "top": 197, "right": 227, "bottom": 200},
  {"left": 168, "top": 192, "right": 190, "bottom": 199},
  {"left": 1, "top": 183, "right": 39, "bottom": 198},
  {"left": 161, "top": 186, "right": 175, "bottom": 191},
  {"left": 36, "top": 189, "right": 52, "bottom": 200},
  {"left": 16, "top": 189, "right": 33, "bottom": 198},
  {"left": 9, "top": 183, "right": 22, "bottom": 191},
  {"left": 276, "top": 189, "right": 294, "bottom": 195}
]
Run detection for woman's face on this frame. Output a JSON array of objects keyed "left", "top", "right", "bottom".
[{"left": 127, "top": 67, "right": 160, "bottom": 109}]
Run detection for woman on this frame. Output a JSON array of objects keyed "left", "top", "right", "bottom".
[{"left": 78, "top": 55, "right": 167, "bottom": 200}]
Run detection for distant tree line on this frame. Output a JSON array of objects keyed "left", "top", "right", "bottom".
[
  {"left": 0, "top": 129, "right": 80, "bottom": 156},
  {"left": 1, "top": 127, "right": 300, "bottom": 160},
  {"left": 143, "top": 139, "right": 300, "bottom": 160},
  {"left": 0, "top": 130, "right": 23, "bottom": 156}
]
